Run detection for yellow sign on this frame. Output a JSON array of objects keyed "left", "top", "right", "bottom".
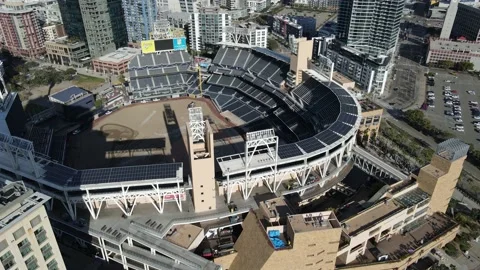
[{"left": 141, "top": 40, "right": 155, "bottom": 54}]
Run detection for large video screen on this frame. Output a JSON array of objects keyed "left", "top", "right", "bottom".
[{"left": 141, "top": 37, "right": 187, "bottom": 54}]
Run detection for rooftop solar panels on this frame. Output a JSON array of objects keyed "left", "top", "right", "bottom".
[
  {"left": 315, "top": 130, "right": 341, "bottom": 145},
  {"left": 74, "top": 163, "right": 182, "bottom": 186},
  {"left": 240, "top": 111, "right": 261, "bottom": 122},
  {"left": 297, "top": 137, "right": 324, "bottom": 153},
  {"left": 339, "top": 113, "right": 357, "bottom": 126},
  {"left": 341, "top": 104, "right": 358, "bottom": 114},
  {"left": 277, "top": 144, "right": 303, "bottom": 159},
  {"left": 329, "top": 121, "right": 351, "bottom": 136}
]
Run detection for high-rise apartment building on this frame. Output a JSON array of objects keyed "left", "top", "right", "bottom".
[
  {"left": 0, "top": 2, "right": 45, "bottom": 58},
  {"left": 122, "top": 0, "right": 157, "bottom": 42},
  {"left": 79, "top": 0, "right": 127, "bottom": 58},
  {"left": 58, "top": 0, "right": 127, "bottom": 58},
  {"left": 0, "top": 182, "right": 65, "bottom": 270},
  {"left": 190, "top": 7, "right": 231, "bottom": 51},
  {"left": 336, "top": 0, "right": 404, "bottom": 56}
]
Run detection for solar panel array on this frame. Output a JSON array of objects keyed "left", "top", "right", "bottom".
[{"left": 40, "top": 161, "right": 183, "bottom": 188}]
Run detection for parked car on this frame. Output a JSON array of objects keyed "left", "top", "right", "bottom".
[
  {"left": 445, "top": 101, "right": 453, "bottom": 105},
  {"left": 475, "top": 115, "right": 480, "bottom": 120},
  {"left": 454, "top": 117, "right": 463, "bottom": 123},
  {"left": 469, "top": 101, "right": 478, "bottom": 105},
  {"left": 105, "top": 110, "right": 112, "bottom": 115},
  {"left": 468, "top": 90, "right": 476, "bottom": 95},
  {"left": 445, "top": 110, "right": 454, "bottom": 116}
]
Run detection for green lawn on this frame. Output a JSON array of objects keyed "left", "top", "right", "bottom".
[{"left": 72, "top": 74, "right": 105, "bottom": 90}]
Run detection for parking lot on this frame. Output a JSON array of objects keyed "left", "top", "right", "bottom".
[{"left": 423, "top": 70, "right": 480, "bottom": 147}]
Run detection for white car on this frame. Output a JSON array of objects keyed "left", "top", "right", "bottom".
[
  {"left": 456, "top": 128, "right": 465, "bottom": 132},
  {"left": 427, "top": 92, "right": 435, "bottom": 96},
  {"left": 468, "top": 90, "right": 476, "bottom": 95},
  {"left": 453, "top": 105, "right": 461, "bottom": 110},
  {"left": 469, "top": 101, "right": 478, "bottom": 105},
  {"left": 454, "top": 117, "right": 463, "bottom": 123},
  {"left": 445, "top": 80, "right": 452, "bottom": 83},
  {"left": 452, "top": 95, "right": 460, "bottom": 99},
  {"left": 428, "top": 96, "right": 435, "bottom": 100},
  {"left": 444, "top": 92, "right": 452, "bottom": 97},
  {"left": 475, "top": 115, "right": 480, "bottom": 120},
  {"left": 105, "top": 110, "right": 112, "bottom": 115},
  {"left": 141, "top": 100, "right": 147, "bottom": 103},
  {"left": 428, "top": 104, "right": 435, "bottom": 108},
  {"left": 445, "top": 101, "right": 453, "bottom": 105}
]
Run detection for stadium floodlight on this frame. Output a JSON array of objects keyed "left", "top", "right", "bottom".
[{"left": 188, "top": 107, "right": 205, "bottom": 143}]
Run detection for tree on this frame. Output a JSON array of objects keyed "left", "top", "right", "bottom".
[
  {"left": 267, "top": 38, "right": 279, "bottom": 51},
  {"left": 118, "top": 73, "right": 126, "bottom": 84},
  {"left": 64, "top": 68, "right": 77, "bottom": 76},
  {"left": 454, "top": 61, "right": 474, "bottom": 71},
  {"left": 438, "top": 60, "right": 455, "bottom": 69}
]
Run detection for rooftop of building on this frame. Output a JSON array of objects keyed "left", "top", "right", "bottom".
[
  {"left": 164, "top": 224, "right": 204, "bottom": 249},
  {"left": 49, "top": 85, "right": 91, "bottom": 104},
  {"left": 95, "top": 47, "right": 141, "bottom": 64},
  {"left": 332, "top": 72, "right": 355, "bottom": 85},
  {"left": 435, "top": 138, "right": 469, "bottom": 161},
  {"left": 342, "top": 199, "right": 403, "bottom": 236},
  {"left": 359, "top": 99, "right": 382, "bottom": 113},
  {"left": 234, "top": 22, "right": 268, "bottom": 29},
  {"left": 328, "top": 41, "right": 392, "bottom": 67},
  {"left": 288, "top": 212, "right": 341, "bottom": 233},
  {"left": 421, "top": 164, "right": 446, "bottom": 178},
  {"left": 0, "top": 181, "right": 50, "bottom": 232},
  {"left": 45, "top": 36, "right": 86, "bottom": 46},
  {"left": 337, "top": 213, "right": 458, "bottom": 267}
]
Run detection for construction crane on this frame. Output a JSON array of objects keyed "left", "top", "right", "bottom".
[{"left": 197, "top": 63, "right": 203, "bottom": 97}]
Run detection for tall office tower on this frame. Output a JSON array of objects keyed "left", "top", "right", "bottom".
[
  {"left": 57, "top": 0, "right": 86, "bottom": 41},
  {"left": 78, "top": 0, "right": 127, "bottom": 58},
  {"left": 122, "top": 0, "right": 157, "bottom": 42},
  {"left": 0, "top": 2, "right": 46, "bottom": 58},
  {"left": 417, "top": 139, "right": 468, "bottom": 214},
  {"left": 451, "top": 3, "right": 480, "bottom": 41},
  {"left": 186, "top": 107, "right": 217, "bottom": 213},
  {"left": 190, "top": 6, "right": 231, "bottom": 51},
  {"left": 0, "top": 182, "right": 66, "bottom": 270},
  {"left": 440, "top": 0, "right": 459, "bottom": 39},
  {"left": 336, "top": 0, "right": 404, "bottom": 56}
]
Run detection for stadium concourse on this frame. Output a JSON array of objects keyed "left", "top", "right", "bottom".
[{"left": 0, "top": 46, "right": 365, "bottom": 270}]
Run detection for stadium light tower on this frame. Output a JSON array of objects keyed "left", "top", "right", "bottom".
[
  {"left": 188, "top": 107, "right": 205, "bottom": 142},
  {"left": 186, "top": 106, "right": 216, "bottom": 212}
]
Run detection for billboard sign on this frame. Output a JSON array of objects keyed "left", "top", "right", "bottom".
[
  {"left": 173, "top": 37, "right": 187, "bottom": 50},
  {"left": 141, "top": 40, "right": 156, "bottom": 54},
  {"left": 140, "top": 37, "right": 187, "bottom": 54}
]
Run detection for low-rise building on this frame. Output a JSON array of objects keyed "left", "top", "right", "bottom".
[
  {"left": 49, "top": 86, "right": 95, "bottom": 120},
  {"left": 92, "top": 47, "right": 140, "bottom": 75},
  {"left": 42, "top": 24, "right": 66, "bottom": 41},
  {"left": 0, "top": 181, "right": 66, "bottom": 270},
  {"left": 45, "top": 36, "right": 91, "bottom": 67},
  {"left": 426, "top": 38, "right": 480, "bottom": 70},
  {"left": 358, "top": 99, "right": 382, "bottom": 140}
]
